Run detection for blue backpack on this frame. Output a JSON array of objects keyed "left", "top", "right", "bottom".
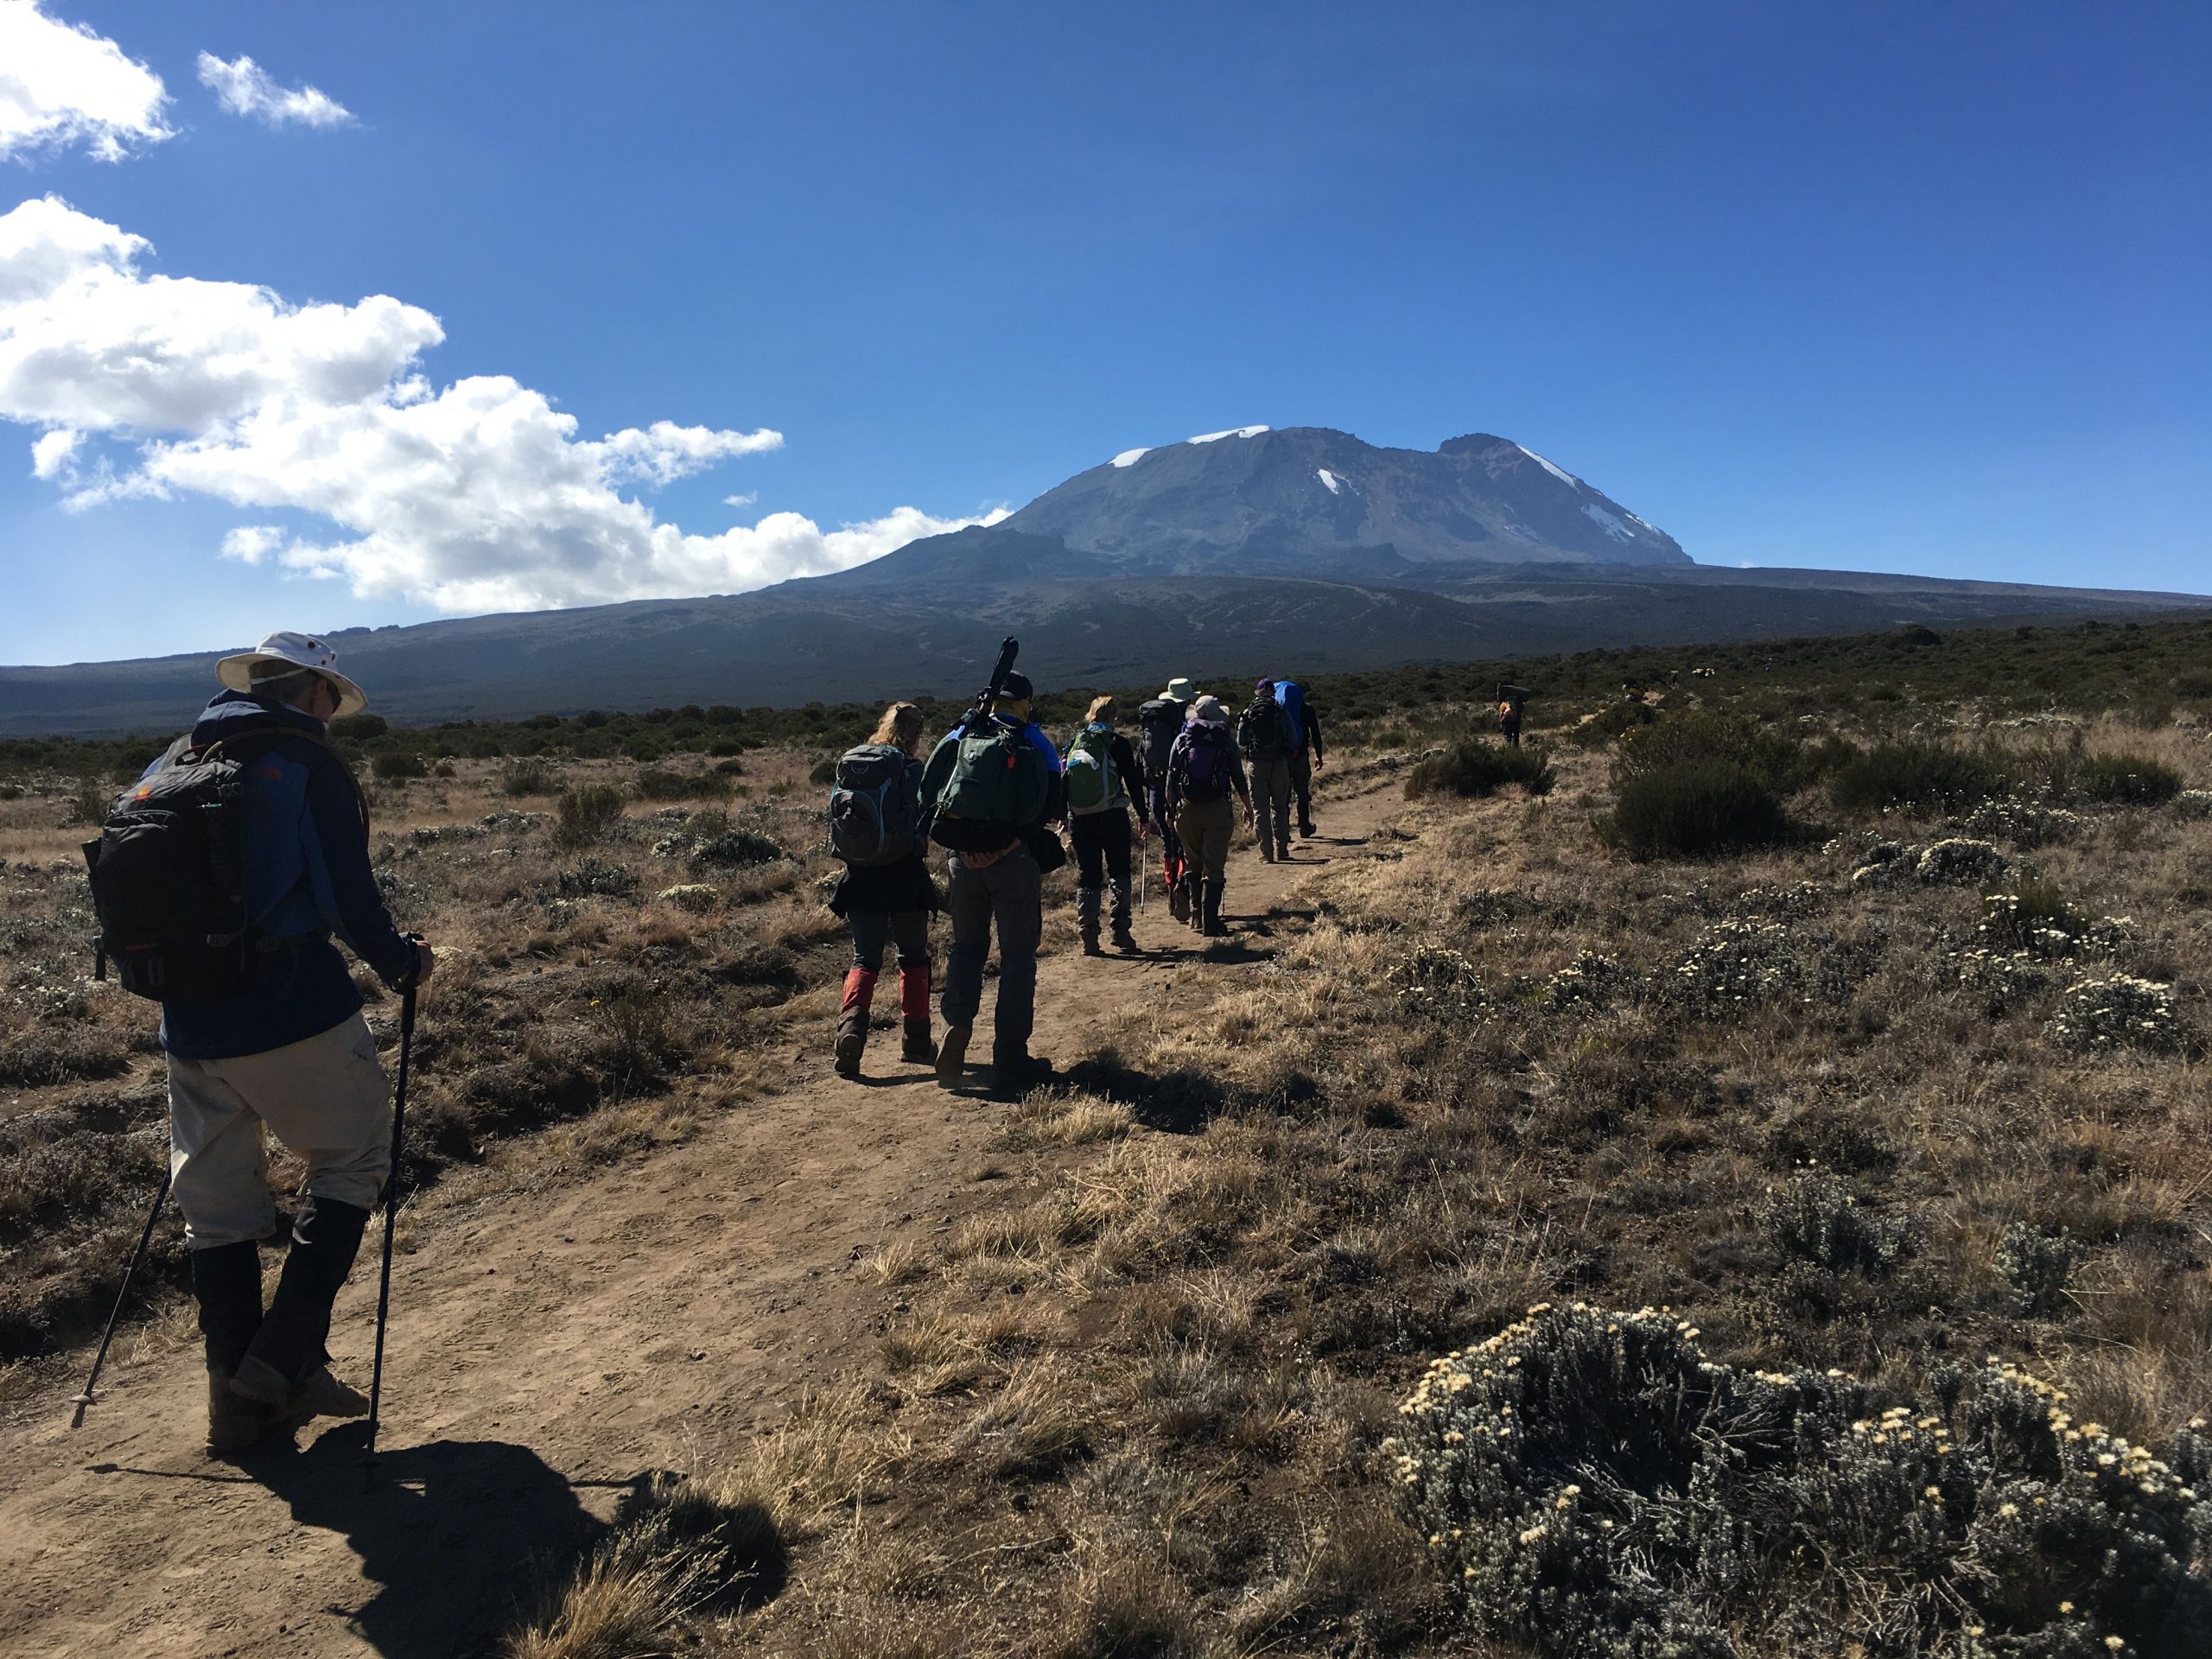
[{"left": 1274, "top": 680, "right": 1306, "bottom": 741}]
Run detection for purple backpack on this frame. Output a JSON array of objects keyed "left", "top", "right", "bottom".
[{"left": 1174, "top": 720, "right": 1237, "bottom": 804}]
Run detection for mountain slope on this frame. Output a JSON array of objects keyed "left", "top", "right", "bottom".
[{"left": 1003, "top": 425, "right": 1688, "bottom": 570}]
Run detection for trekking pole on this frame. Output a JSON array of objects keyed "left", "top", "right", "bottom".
[
  {"left": 68, "top": 1162, "right": 172, "bottom": 1428},
  {"left": 362, "top": 970, "right": 418, "bottom": 1476},
  {"left": 1138, "top": 833, "right": 1147, "bottom": 914}
]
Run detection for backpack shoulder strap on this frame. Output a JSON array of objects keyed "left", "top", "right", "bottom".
[{"left": 213, "top": 722, "right": 370, "bottom": 832}]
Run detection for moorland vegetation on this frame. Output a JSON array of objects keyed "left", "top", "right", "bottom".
[{"left": 3, "top": 613, "right": 2210, "bottom": 1656}]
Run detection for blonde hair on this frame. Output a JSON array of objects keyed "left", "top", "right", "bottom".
[
  {"left": 869, "top": 701, "right": 926, "bottom": 754},
  {"left": 1085, "top": 695, "right": 1117, "bottom": 725}
]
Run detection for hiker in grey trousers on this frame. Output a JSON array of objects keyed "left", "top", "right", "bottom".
[{"left": 1237, "top": 678, "right": 1298, "bottom": 861}]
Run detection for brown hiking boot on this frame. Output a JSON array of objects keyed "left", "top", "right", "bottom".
[
  {"left": 207, "top": 1370, "right": 273, "bottom": 1455},
  {"left": 935, "top": 1024, "right": 971, "bottom": 1088},
  {"left": 834, "top": 1008, "right": 867, "bottom": 1078},
  {"left": 230, "top": 1357, "right": 369, "bottom": 1421},
  {"left": 1168, "top": 881, "right": 1191, "bottom": 923}
]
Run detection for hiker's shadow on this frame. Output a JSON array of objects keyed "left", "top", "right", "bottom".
[{"left": 239, "top": 1424, "right": 625, "bottom": 1658}]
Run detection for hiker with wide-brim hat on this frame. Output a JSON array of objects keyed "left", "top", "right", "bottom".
[
  {"left": 126, "top": 632, "right": 434, "bottom": 1454},
  {"left": 1135, "top": 678, "right": 1197, "bottom": 922},
  {"left": 1166, "top": 694, "right": 1253, "bottom": 938}
]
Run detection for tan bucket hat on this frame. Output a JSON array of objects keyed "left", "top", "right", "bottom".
[
  {"left": 1162, "top": 677, "right": 1196, "bottom": 702},
  {"left": 214, "top": 631, "right": 369, "bottom": 719}
]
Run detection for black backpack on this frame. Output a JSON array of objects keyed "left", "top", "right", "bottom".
[
  {"left": 1136, "top": 698, "right": 1185, "bottom": 781},
  {"left": 83, "top": 726, "right": 335, "bottom": 1003},
  {"left": 1239, "top": 696, "right": 1293, "bottom": 763},
  {"left": 828, "top": 744, "right": 919, "bottom": 866}
]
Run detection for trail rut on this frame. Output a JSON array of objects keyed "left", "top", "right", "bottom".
[{"left": 0, "top": 785, "right": 1395, "bottom": 1659}]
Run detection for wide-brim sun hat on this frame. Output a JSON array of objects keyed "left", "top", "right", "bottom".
[
  {"left": 1163, "top": 677, "right": 1196, "bottom": 702},
  {"left": 1190, "top": 695, "right": 1228, "bottom": 723},
  {"left": 215, "top": 631, "right": 369, "bottom": 720}
]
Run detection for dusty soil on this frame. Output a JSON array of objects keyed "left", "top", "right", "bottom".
[{"left": 0, "top": 789, "right": 1390, "bottom": 1659}]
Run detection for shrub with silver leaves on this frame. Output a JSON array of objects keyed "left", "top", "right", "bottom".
[{"left": 2048, "top": 975, "right": 2183, "bottom": 1053}]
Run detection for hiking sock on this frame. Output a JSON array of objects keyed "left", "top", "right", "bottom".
[
  {"left": 836, "top": 968, "right": 877, "bottom": 1077},
  {"left": 243, "top": 1194, "right": 371, "bottom": 1388},
  {"left": 190, "top": 1239, "right": 264, "bottom": 1377}
]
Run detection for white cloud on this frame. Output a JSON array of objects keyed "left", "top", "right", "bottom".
[
  {"left": 0, "top": 196, "right": 995, "bottom": 612},
  {"left": 219, "top": 524, "right": 284, "bottom": 563},
  {"left": 0, "top": 2, "right": 172, "bottom": 162},
  {"left": 723, "top": 491, "right": 757, "bottom": 508},
  {"left": 195, "top": 52, "right": 352, "bottom": 130},
  {"left": 29, "top": 424, "right": 77, "bottom": 478}
]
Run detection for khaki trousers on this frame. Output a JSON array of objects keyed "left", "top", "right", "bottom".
[
  {"left": 166, "top": 1013, "right": 391, "bottom": 1249},
  {"left": 1174, "top": 798, "right": 1236, "bottom": 880}
]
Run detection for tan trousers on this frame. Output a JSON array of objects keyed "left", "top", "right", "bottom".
[
  {"left": 166, "top": 1013, "right": 391, "bottom": 1249},
  {"left": 1174, "top": 798, "right": 1236, "bottom": 880}
]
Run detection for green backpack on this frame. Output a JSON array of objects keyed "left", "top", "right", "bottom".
[
  {"left": 926, "top": 718, "right": 1055, "bottom": 852},
  {"left": 1063, "top": 725, "right": 1123, "bottom": 816}
]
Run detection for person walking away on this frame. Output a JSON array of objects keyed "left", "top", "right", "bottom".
[
  {"left": 920, "top": 671, "right": 1064, "bottom": 1094},
  {"left": 1498, "top": 698, "right": 1522, "bottom": 748},
  {"left": 1274, "top": 678, "right": 1325, "bottom": 837},
  {"left": 92, "top": 633, "right": 435, "bottom": 1455},
  {"left": 1062, "top": 696, "right": 1151, "bottom": 955},
  {"left": 1237, "top": 679, "right": 1298, "bottom": 862},
  {"left": 1135, "top": 679, "right": 1196, "bottom": 921},
  {"left": 826, "top": 702, "right": 939, "bottom": 1077},
  {"left": 1166, "top": 696, "right": 1252, "bottom": 938}
]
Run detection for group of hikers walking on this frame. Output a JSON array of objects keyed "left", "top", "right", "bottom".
[
  {"left": 78, "top": 632, "right": 1325, "bottom": 1459},
  {"left": 825, "top": 650, "right": 1326, "bottom": 1089}
]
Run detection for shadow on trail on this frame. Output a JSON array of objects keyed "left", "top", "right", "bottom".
[
  {"left": 233, "top": 1422, "right": 626, "bottom": 1658},
  {"left": 1065, "top": 1048, "right": 1236, "bottom": 1135}
]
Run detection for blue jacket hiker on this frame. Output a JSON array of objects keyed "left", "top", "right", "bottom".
[
  {"left": 917, "top": 670, "right": 1064, "bottom": 1096},
  {"left": 130, "top": 632, "right": 435, "bottom": 1458}
]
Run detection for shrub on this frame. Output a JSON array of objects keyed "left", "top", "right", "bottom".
[
  {"left": 555, "top": 858, "right": 640, "bottom": 900},
  {"left": 690, "top": 829, "right": 786, "bottom": 869},
  {"left": 1614, "top": 709, "right": 1804, "bottom": 792},
  {"left": 2079, "top": 752, "right": 2184, "bottom": 806},
  {"left": 1569, "top": 698, "right": 1656, "bottom": 749},
  {"left": 1404, "top": 741, "right": 1554, "bottom": 800},
  {"left": 808, "top": 757, "right": 838, "bottom": 786},
  {"left": 1388, "top": 1305, "right": 2212, "bottom": 1658},
  {"left": 327, "top": 713, "right": 388, "bottom": 741},
  {"left": 554, "top": 784, "right": 627, "bottom": 849},
  {"left": 1913, "top": 837, "right": 2008, "bottom": 886},
  {"left": 1763, "top": 1170, "right": 1914, "bottom": 1276},
  {"left": 1602, "top": 761, "right": 1789, "bottom": 859},
  {"left": 65, "top": 780, "right": 111, "bottom": 825},
  {"left": 1830, "top": 740, "right": 2004, "bottom": 813},
  {"left": 2047, "top": 975, "right": 2183, "bottom": 1052},
  {"left": 499, "top": 759, "right": 556, "bottom": 797},
  {"left": 1996, "top": 1223, "right": 2082, "bottom": 1319},
  {"left": 633, "top": 767, "right": 730, "bottom": 802},
  {"left": 371, "top": 751, "right": 429, "bottom": 781}
]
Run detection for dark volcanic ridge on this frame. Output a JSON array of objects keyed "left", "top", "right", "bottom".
[{"left": 4, "top": 423, "right": 2203, "bottom": 734}]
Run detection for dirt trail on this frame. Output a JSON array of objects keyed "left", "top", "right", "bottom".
[{"left": 0, "top": 785, "right": 1397, "bottom": 1659}]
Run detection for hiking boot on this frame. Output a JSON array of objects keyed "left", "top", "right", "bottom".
[
  {"left": 1201, "top": 880, "right": 1228, "bottom": 938},
  {"left": 988, "top": 1052, "right": 1054, "bottom": 1096},
  {"left": 1111, "top": 925, "right": 1138, "bottom": 952},
  {"left": 1109, "top": 876, "right": 1133, "bottom": 942},
  {"left": 898, "top": 965, "right": 931, "bottom": 1061},
  {"left": 1076, "top": 886, "right": 1103, "bottom": 956},
  {"left": 836, "top": 968, "right": 876, "bottom": 1077},
  {"left": 230, "top": 1356, "right": 369, "bottom": 1420},
  {"left": 1184, "top": 878, "right": 1205, "bottom": 932},
  {"left": 901, "top": 1016, "right": 934, "bottom": 1064},
  {"left": 207, "top": 1369, "right": 274, "bottom": 1456},
  {"left": 1298, "top": 819, "right": 1317, "bottom": 838},
  {"left": 1168, "top": 880, "right": 1191, "bottom": 924},
  {"left": 935, "top": 1024, "right": 971, "bottom": 1088},
  {"left": 1274, "top": 839, "right": 1290, "bottom": 862},
  {"left": 1259, "top": 843, "right": 1276, "bottom": 863}
]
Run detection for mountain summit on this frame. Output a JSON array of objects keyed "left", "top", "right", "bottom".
[{"left": 997, "top": 424, "right": 1688, "bottom": 574}]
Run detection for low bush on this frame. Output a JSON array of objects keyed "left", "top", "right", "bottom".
[
  {"left": 1601, "top": 761, "right": 1790, "bottom": 858},
  {"left": 632, "top": 767, "right": 730, "bottom": 802},
  {"left": 1829, "top": 740, "right": 2005, "bottom": 813},
  {"left": 370, "top": 751, "right": 429, "bottom": 781},
  {"left": 2079, "top": 751, "right": 2185, "bottom": 806},
  {"left": 1569, "top": 698, "right": 1656, "bottom": 749},
  {"left": 554, "top": 784, "right": 627, "bottom": 849},
  {"left": 1403, "top": 741, "right": 1554, "bottom": 799},
  {"left": 1389, "top": 1305, "right": 2212, "bottom": 1657},
  {"left": 499, "top": 759, "right": 556, "bottom": 797},
  {"left": 1613, "top": 709, "right": 1805, "bottom": 792}
]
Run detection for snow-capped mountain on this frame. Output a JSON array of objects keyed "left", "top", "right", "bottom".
[{"left": 1001, "top": 425, "right": 1688, "bottom": 571}]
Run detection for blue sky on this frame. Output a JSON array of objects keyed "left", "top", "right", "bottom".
[{"left": 1, "top": 0, "right": 2205, "bottom": 665}]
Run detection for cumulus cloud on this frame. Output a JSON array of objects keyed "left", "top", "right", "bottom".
[
  {"left": 0, "top": 196, "right": 998, "bottom": 611},
  {"left": 195, "top": 52, "right": 353, "bottom": 130},
  {"left": 0, "top": 1, "right": 172, "bottom": 162}
]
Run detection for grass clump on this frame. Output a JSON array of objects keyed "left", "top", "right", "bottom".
[
  {"left": 632, "top": 766, "right": 730, "bottom": 802},
  {"left": 1601, "top": 761, "right": 1789, "bottom": 858},
  {"left": 553, "top": 784, "right": 627, "bottom": 849},
  {"left": 1830, "top": 739, "right": 2005, "bottom": 813},
  {"left": 1404, "top": 740, "right": 1554, "bottom": 800},
  {"left": 1389, "top": 1304, "right": 2212, "bottom": 1658}
]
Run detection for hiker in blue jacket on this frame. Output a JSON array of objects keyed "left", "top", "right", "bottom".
[
  {"left": 142, "top": 632, "right": 435, "bottom": 1455},
  {"left": 920, "top": 671, "right": 1065, "bottom": 1094},
  {"left": 1274, "top": 678, "right": 1325, "bottom": 837}
]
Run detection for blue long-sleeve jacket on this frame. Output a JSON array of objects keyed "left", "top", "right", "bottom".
[{"left": 154, "top": 690, "right": 416, "bottom": 1059}]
